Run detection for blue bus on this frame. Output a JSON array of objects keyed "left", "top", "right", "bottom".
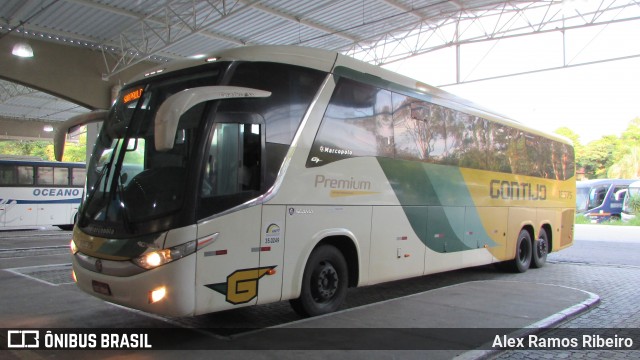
[{"left": 576, "top": 179, "right": 635, "bottom": 222}]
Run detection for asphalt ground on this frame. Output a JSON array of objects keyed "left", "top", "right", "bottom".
[{"left": 0, "top": 225, "right": 639, "bottom": 359}]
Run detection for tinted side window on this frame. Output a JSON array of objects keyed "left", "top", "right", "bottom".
[
  {"left": 53, "top": 167, "right": 69, "bottom": 186},
  {"left": 37, "top": 167, "right": 54, "bottom": 185},
  {"left": 306, "top": 77, "right": 575, "bottom": 180},
  {"left": 225, "top": 62, "right": 326, "bottom": 186},
  {"left": 307, "top": 78, "right": 393, "bottom": 167},
  {"left": 226, "top": 62, "right": 326, "bottom": 146},
  {"left": 0, "top": 165, "right": 16, "bottom": 185},
  {"left": 72, "top": 168, "right": 86, "bottom": 186},
  {"left": 18, "top": 166, "right": 34, "bottom": 185}
]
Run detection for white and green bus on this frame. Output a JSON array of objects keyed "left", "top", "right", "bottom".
[{"left": 56, "top": 46, "right": 575, "bottom": 317}]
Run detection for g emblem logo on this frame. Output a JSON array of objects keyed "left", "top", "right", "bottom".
[{"left": 205, "top": 266, "right": 276, "bottom": 305}]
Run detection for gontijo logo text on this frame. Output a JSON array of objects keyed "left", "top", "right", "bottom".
[{"left": 489, "top": 179, "right": 547, "bottom": 201}]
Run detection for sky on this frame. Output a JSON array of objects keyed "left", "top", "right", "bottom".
[
  {"left": 383, "top": 10, "right": 640, "bottom": 145},
  {"left": 448, "top": 58, "right": 640, "bottom": 144}
]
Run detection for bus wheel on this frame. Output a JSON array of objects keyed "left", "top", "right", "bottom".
[
  {"left": 509, "top": 229, "right": 532, "bottom": 273},
  {"left": 531, "top": 228, "right": 549, "bottom": 268},
  {"left": 290, "top": 245, "right": 348, "bottom": 317}
]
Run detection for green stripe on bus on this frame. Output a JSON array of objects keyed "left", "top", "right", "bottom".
[{"left": 378, "top": 157, "right": 496, "bottom": 253}]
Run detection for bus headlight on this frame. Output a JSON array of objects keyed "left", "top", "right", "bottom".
[
  {"left": 149, "top": 286, "right": 167, "bottom": 303},
  {"left": 132, "top": 240, "right": 196, "bottom": 270},
  {"left": 70, "top": 239, "right": 78, "bottom": 255}
]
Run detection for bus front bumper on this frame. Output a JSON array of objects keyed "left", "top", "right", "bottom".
[{"left": 71, "top": 253, "right": 196, "bottom": 317}]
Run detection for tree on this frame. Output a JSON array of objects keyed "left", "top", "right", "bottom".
[
  {"left": 0, "top": 140, "right": 51, "bottom": 160},
  {"left": 608, "top": 147, "right": 640, "bottom": 178},
  {"left": 606, "top": 119, "right": 640, "bottom": 179},
  {"left": 60, "top": 134, "right": 87, "bottom": 162},
  {"left": 581, "top": 135, "right": 618, "bottom": 179},
  {"left": 0, "top": 133, "right": 86, "bottom": 163},
  {"left": 555, "top": 126, "right": 584, "bottom": 160}
]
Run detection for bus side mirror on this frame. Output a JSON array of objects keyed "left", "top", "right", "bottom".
[
  {"left": 54, "top": 110, "right": 108, "bottom": 161},
  {"left": 154, "top": 86, "right": 271, "bottom": 152}
]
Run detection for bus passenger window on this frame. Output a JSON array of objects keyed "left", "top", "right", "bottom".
[
  {"left": 17, "top": 166, "right": 34, "bottom": 185},
  {"left": 0, "top": 165, "right": 16, "bottom": 185},
  {"left": 54, "top": 168, "right": 69, "bottom": 186},
  {"left": 72, "top": 168, "right": 86, "bottom": 186},
  {"left": 37, "top": 167, "right": 54, "bottom": 185}
]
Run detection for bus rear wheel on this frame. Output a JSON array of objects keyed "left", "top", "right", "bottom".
[
  {"left": 509, "top": 229, "right": 532, "bottom": 273},
  {"left": 531, "top": 228, "right": 549, "bottom": 268},
  {"left": 290, "top": 245, "right": 348, "bottom": 317}
]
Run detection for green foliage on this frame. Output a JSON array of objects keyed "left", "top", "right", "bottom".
[
  {"left": 0, "top": 134, "right": 86, "bottom": 163},
  {"left": 61, "top": 134, "right": 87, "bottom": 163},
  {"left": 628, "top": 196, "right": 640, "bottom": 214},
  {"left": 582, "top": 135, "right": 618, "bottom": 178},
  {"left": 574, "top": 215, "right": 592, "bottom": 225},
  {"left": 555, "top": 127, "right": 584, "bottom": 155},
  {"left": 608, "top": 147, "right": 640, "bottom": 179},
  {"left": 575, "top": 214, "right": 640, "bottom": 226},
  {"left": 0, "top": 140, "right": 51, "bottom": 160},
  {"left": 556, "top": 118, "right": 640, "bottom": 180},
  {"left": 606, "top": 118, "right": 640, "bottom": 178}
]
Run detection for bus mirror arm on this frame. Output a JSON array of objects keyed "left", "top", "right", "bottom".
[
  {"left": 54, "top": 110, "right": 108, "bottom": 161},
  {"left": 154, "top": 86, "right": 271, "bottom": 152}
]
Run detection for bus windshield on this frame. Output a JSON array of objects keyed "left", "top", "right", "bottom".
[
  {"left": 78, "top": 61, "right": 327, "bottom": 238},
  {"left": 576, "top": 187, "right": 589, "bottom": 212},
  {"left": 79, "top": 64, "right": 226, "bottom": 237}
]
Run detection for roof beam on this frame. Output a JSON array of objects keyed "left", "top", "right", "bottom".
[
  {"left": 0, "top": 80, "right": 39, "bottom": 103},
  {"left": 238, "top": 0, "right": 359, "bottom": 42},
  {"left": 6, "top": 0, "right": 41, "bottom": 27},
  {"left": 65, "top": 0, "right": 246, "bottom": 46},
  {"left": 83, "top": 0, "right": 257, "bottom": 79},
  {"left": 341, "top": 0, "right": 640, "bottom": 65}
]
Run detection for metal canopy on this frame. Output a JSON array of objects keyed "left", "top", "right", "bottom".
[{"left": 1, "top": 0, "right": 639, "bottom": 136}]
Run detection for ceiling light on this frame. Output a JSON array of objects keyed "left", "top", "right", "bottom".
[
  {"left": 12, "top": 42, "right": 33, "bottom": 58},
  {"left": 43, "top": 125, "right": 54, "bottom": 132}
]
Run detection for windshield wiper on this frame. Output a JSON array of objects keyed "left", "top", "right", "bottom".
[
  {"left": 116, "top": 174, "right": 134, "bottom": 233},
  {"left": 77, "top": 162, "right": 112, "bottom": 226},
  {"left": 83, "top": 163, "right": 109, "bottom": 209}
]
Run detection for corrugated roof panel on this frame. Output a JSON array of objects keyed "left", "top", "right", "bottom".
[
  {"left": 96, "top": 0, "right": 167, "bottom": 16},
  {"left": 21, "top": 1, "right": 135, "bottom": 42},
  {"left": 213, "top": 7, "right": 284, "bottom": 42},
  {"left": 162, "top": 35, "right": 235, "bottom": 58},
  {"left": 1, "top": 0, "right": 634, "bottom": 134},
  {"left": 0, "top": 0, "right": 33, "bottom": 23}
]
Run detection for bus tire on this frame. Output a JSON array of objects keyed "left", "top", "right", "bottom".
[
  {"left": 531, "top": 228, "right": 549, "bottom": 268},
  {"left": 290, "top": 245, "right": 348, "bottom": 317},
  {"left": 509, "top": 229, "right": 532, "bottom": 273}
]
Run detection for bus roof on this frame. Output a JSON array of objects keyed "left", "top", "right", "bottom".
[
  {"left": 577, "top": 179, "right": 636, "bottom": 188},
  {"left": 129, "top": 45, "right": 572, "bottom": 145},
  {"left": 627, "top": 180, "right": 640, "bottom": 189}
]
